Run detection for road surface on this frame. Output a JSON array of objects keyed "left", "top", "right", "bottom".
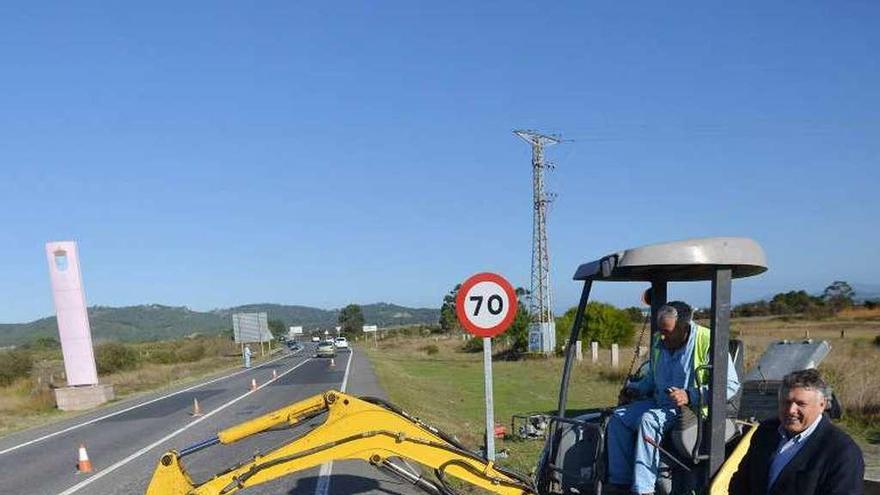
[{"left": 0, "top": 344, "right": 419, "bottom": 495}]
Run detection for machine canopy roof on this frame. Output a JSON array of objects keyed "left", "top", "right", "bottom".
[{"left": 573, "top": 237, "right": 767, "bottom": 282}]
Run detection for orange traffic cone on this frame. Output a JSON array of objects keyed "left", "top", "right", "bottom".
[
  {"left": 191, "top": 398, "right": 203, "bottom": 416},
  {"left": 77, "top": 444, "right": 93, "bottom": 473},
  {"left": 272, "top": 369, "right": 277, "bottom": 380},
  {"left": 251, "top": 378, "right": 257, "bottom": 391}
]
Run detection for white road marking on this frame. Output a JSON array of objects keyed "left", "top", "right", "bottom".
[
  {"left": 0, "top": 351, "right": 297, "bottom": 457},
  {"left": 340, "top": 349, "right": 354, "bottom": 393},
  {"left": 56, "top": 358, "right": 312, "bottom": 495},
  {"left": 315, "top": 349, "right": 355, "bottom": 495},
  {"left": 315, "top": 462, "right": 334, "bottom": 495}
]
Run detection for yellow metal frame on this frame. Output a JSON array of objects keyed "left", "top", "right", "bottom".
[
  {"left": 146, "top": 391, "right": 533, "bottom": 495},
  {"left": 708, "top": 421, "right": 757, "bottom": 495}
]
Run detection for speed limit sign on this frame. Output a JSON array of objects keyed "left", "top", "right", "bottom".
[{"left": 455, "top": 272, "right": 518, "bottom": 338}]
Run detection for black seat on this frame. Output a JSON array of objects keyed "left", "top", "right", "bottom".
[{"left": 537, "top": 411, "right": 610, "bottom": 495}]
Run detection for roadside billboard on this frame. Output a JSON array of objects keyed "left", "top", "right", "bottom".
[{"left": 232, "top": 312, "right": 273, "bottom": 343}]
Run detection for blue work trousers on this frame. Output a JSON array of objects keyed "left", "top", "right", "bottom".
[{"left": 606, "top": 400, "right": 678, "bottom": 493}]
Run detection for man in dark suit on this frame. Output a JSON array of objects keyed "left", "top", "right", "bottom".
[{"left": 730, "top": 368, "right": 864, "bottom": 495}]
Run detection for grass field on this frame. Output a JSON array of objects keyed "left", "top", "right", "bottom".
[
  {"left": 364, "top": 336, "right": 622, "bottom": 478},
  {"left": 364, "top": 312, "right": 880, "bottom": 483}
]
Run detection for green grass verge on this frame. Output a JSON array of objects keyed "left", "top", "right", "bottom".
[{"left": 363, "top": 337, "right": 620, "bottom": 476}]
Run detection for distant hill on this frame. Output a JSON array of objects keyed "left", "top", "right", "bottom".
[
  {"left": 214, "top": 302, "right": 440, "bottom": 329},
  {"left": 0, "top": 303, "right": 440, "bottom": 347}
]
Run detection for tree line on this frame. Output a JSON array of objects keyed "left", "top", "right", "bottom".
[
  {"left": 434, "top": 280, "right": 876, "bottom": 358},
  {"left": 262, "top": 304, "right": 366, "bottom": 340},
  {"left": 250, "top": 280, "right": 872, "bottom": 352},
  {"left": 727, "top": 281, "right": 870, "bottom": 318}
]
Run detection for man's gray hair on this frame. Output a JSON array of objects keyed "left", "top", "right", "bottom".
[
  {"left": 780, "top": 368, "right": 830, "bottom": 399},
  {"left": 668, "top": 301, "right": 693, "bottom": 323},
  {"left": 656, "top": 304, "right": 678, "bottom": 323}
]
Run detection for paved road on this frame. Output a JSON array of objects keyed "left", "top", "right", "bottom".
[{"left": 0, "top": 345, "right": 418, "bottom": 495}]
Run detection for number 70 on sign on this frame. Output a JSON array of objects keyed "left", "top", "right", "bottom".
[{"left": 455, "top": 273, "right": 518, "bottom": 338}]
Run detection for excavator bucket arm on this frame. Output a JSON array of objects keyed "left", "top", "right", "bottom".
[{"left": 146, "top": 391, "right": 535, "bottom": 495}]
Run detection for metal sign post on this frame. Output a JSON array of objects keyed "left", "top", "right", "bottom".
[
  {"left": 482, "top": 337, "right": 496, "bottom": 460},
  {"left": 455, "top": 272, "right": 518, "bottom": 462}
]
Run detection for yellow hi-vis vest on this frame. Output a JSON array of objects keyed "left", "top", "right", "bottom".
[{"left": 651, "top": 323, "right": 711, "bottom": 416}]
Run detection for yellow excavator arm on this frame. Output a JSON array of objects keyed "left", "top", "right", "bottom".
[{"left": 146, "top": 391, "right": 535, "bottom": 495}]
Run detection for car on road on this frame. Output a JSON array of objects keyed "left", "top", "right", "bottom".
[
  {"left": 311, "top": 335, "right": 321, "bottom": 343},
  {"left": 334, "top": 336, "right": 349, "bottom": 350},
  {"left": 286, "top": 340, "right": 303, "bottom": 353},
  {"left": 316, "top": 340, "right": 336, "bottom": 358}
]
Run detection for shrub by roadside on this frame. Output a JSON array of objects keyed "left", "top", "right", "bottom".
[
  {"left": 418, "top": 344, "right": 440, "bottom": 355},
  {"left": 0, "top": 350, "right": 33, "bottom": 386},
  {"left": 461, "top": 337, "right": 483, "bottom": 353},
  {"left": 96, "top": 342, "right": 140, "bottom": 374},
  {"left": 141, "top": 339, "right": 208, "bottom": 364}
]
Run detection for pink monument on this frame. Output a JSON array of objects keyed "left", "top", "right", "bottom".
[{"left": 45, "top": 241, "right": 113, "bottom": 410}]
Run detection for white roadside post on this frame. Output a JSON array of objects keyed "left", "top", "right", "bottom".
[{"left": 456, "top": 272, "right": 518, "bottom": 462}]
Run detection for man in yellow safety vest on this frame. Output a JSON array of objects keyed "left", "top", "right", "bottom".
[{"left": 606, "top": 301, "right": 740, "bottom": 495}]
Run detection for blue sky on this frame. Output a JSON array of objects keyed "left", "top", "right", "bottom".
[{"left": 1, "top": 2, "right": 878, "bottom": 323}]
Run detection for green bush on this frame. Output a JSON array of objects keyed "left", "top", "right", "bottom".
[
  {"left": 26, "top": 337, "right": 61, "bottom": 350},
  {"left": 623, "top": 307, "right": 646, "bottom": 323},
  {"left": 145, "top": 348, "right": 176, "bottom": 364},
  {"left": 873, "top": 335, "right": 880, "bottom": 348},
  {"left": 176, "top": 342, "right": 206, "bottom": 362},
  {"left": 141, "top": 339, "right": 206, "bottom": 364},
  {"left": 419, "top": 344, "right": 440, "bottom": 355},
  {"left": 555, "top": 302, "right": 636, "bottom": 349},
  {"left": 200, "top": 336, "right": 238, "bottom": 358},
  {"left": 504, "top": 307, "right": 533, "bottom": 355},
  {"left": 95, "top": 342, "right": 140, "bottom": 375},
  {"left": 0, "top": 349, "right": 33, "bottom": 386}
]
